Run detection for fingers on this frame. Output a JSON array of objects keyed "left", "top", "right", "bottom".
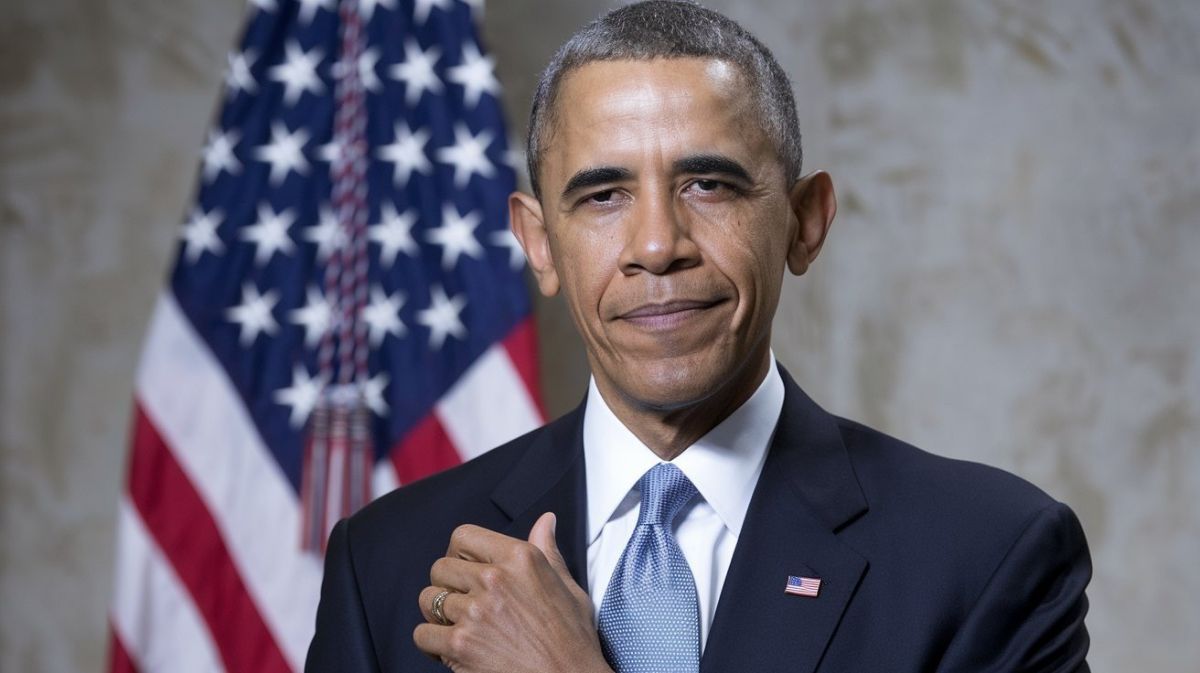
[
  {"left": 430, "top": 556, "right": 482, "bottom": 592},
  {"left": 445, "top": 516, "right": 578, "bottom": 595},
  {"left": 447, "top": 523, "right": 529, "bottom": 563},
  {"left": 418, "top": 585, "right": 470, "bottom": 625},
  {"left": 525, "top": 512, "right": 556, "bottom": 556},
  {"left": 527, "top": 512, "right": 573, "bottom": 585},
  {"left": 412, "top": 622, "right": 453, "bottom": 660},
  {"left": 413, "top": 621, "right": 492, "bottom": 667}
]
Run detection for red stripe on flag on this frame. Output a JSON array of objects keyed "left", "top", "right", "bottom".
[
  {"left": 128, "top": 403, "right": 292, "bottom": 673},
  {"left": 502, "top": 317, "right": 545, "bottom": 420},
  {"left": 107, "top": 626, "right": 139, "bottom": 673},
  {"left": 391, "top": 412, "right": 462, "bottom": 484}
]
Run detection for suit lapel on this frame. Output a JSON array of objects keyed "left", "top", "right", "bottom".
[
  {"left": 490, "top": 404, "right": 590, "bottom": 587},
  {"left": 701, "top": 367, "right": 869, "bottom": 673}
]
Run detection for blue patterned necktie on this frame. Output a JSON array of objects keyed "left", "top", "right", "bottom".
[{"left": 598, "top": 463, "right": 701, "bottom": 672}]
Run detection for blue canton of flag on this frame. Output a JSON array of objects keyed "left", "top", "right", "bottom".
[{"left": 110, "top": 1, "right": 544, "bottom": 671}]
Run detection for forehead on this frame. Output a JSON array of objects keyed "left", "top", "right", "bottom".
[
  {"left": 544, "top": 58, "right": 773, "bottom": 183},
  {"left": 559, "top": 56, "right": 741, "bottom": 111}
]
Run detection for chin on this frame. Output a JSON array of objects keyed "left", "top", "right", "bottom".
[{"left": 615, "top": 355, "right": 735, "bottom": 412}]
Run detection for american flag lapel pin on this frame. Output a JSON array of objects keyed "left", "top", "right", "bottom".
[{"left": 785, "top": 575, "right": 822, "bottom": 597}]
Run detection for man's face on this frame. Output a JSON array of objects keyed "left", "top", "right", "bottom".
[{"left": 515, "top": 58, "right": 817, "bottom": 412}]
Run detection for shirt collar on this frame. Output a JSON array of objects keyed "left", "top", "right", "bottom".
[{"left": 583, "top": 360, "right": 785, "bottom": 544}]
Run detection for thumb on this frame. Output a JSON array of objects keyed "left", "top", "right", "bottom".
[{"left": 528, "top": 512, "right": 571, "bottom": 582}]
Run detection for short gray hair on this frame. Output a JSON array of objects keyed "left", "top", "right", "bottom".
[{"left": 525, "top": 0, "right": 803, "bottom": 200}]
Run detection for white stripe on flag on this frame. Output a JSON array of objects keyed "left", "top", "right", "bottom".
[
  {"left": 373, "top": 459, "right": 400, "bottom": 497},
  {"left": 323, "top": 444, "right": 345, "bottom": 543},
  {"left": 136, "top": 293, "right": 321, "bottom": 670},
  {"left": 435, "top": 343, "right": 543, "bottom": 461},
  {"left": 111, "top": 499, "right": 224, "bottom": 673}
]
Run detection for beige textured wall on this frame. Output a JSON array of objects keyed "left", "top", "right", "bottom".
[{"left": 2, "top": 0, "right": 1197, "bottom": 671}]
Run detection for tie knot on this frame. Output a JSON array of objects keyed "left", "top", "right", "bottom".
[{"left": 636, "top": 463, "right": 697, "bottom": 527}]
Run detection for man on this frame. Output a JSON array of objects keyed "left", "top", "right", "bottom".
[{"left": 306, "top": 2, "right": 1092, "bottom": 672}]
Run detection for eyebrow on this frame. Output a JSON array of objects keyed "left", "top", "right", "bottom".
[
  {"left": 673, "top": 154, "right": 753, "bottom": 183},
  {"left": 560, "top": 166, "right": 633, "bottom": 199}
]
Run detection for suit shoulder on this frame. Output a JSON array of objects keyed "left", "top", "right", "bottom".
[
  {"left": 835, "top": 417, "right": 1060, "bottom": 530},
  {"left": 831, "top": 417, "right": 1088, "bottom": 610}
]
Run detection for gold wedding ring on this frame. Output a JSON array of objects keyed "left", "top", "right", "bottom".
[{"left": 431, "top": 589, "right": 452, "bottom": 625}]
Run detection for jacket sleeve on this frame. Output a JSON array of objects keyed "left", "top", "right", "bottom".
[
  {"left": 936, "top": 500, "right": 1092, "bottom": 673},
  {"left": 305, "top": 518, "right": 383, "bottom": 673}
]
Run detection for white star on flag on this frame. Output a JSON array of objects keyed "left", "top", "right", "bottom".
[
  {"left": 427, "top": 204, "right": 483, "bottom": 270},
  {"left": 489, "top": 228, "right": 525, "bottom": 270},
  {"left": 274, "top": 364, "right": 326, "bottom": 428},
  {"left": 254, "top": 121, "right": 310, "bottom": 185},
  {"left": 359, "top": 0, "right": 395, "bottom": 21},
  {"left": 289, "top": 285, "right": 332, "bottom": 347},
  {"left": 436, "top": 123, "right": 494, "bottom": 187},
  {"left": 317, "top": 137, "right": 341, "bottom": 164},
  {"left": 388, "top": 39, "right": 443, "bottom": 105},
  {"left": 358, "top": 47, "right": 383, "bottom": 93},
  {"left": 227, "top": 282, "right": 280, "bottom": 345},
  {"left": 269, "top": 41, "right": 325, "bottom": 105},
  {"left": 225, "top": 50, "right": 258, "bottom": 95},
  {"left": 362, "top": 372, "right": 390, "bottom": 416},
  {"left": 369, "top": 202, "right": 419, "bottom": 266},
  {"left": 180, "top": 207, "right": 226, "bottom": 263},
  {"left": 413, "top": 0, "right": 454, "bottom": 24},
  {"left": 202, "top": 128, "right": 242, "bottom": 182},
  {"left": 303, "top": 205, "right": 348, "bottom": 262},
  {"left": 241, "top": 203, "right": 296, "bottom": 265},
  {"left": 418, "top": 284, "right": 467, "bottom": 350},
  {"left": 447, "top": 42, "right": 500, "bottom": 108},
  {"left": 362, "top": 286, "right": 408, "bottom": 346},
  {"left": 296, "top": 0, "right": 334, "bottom": 23},
  {"left": 378, "top": 122, "right": 432, "bottom": 186}
]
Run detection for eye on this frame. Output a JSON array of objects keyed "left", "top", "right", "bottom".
[
  {"left": 686, "top": 178, "right": 738, "bottom": 199},
  {"left": 567, "top": 187, "right": 627, "bottom": 214}
]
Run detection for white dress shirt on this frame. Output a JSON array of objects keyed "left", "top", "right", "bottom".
[{"left": 583, "top": 363, "right": 785, "bottom": 650}]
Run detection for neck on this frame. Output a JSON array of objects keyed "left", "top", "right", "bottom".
[{"left": 595, "top": 346, "right": 773, "bottom": 461}]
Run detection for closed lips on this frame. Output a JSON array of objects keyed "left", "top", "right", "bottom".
[
  {"left": 619, "top": 299, "right": 725, "bottom": 319},
  {"left": 619, "top": 298, "right": 720, "bottom": 326}
]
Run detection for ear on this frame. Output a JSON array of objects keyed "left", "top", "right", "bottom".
[
  {"left": 786, "top": 171, "right": 837, "bottom": 276},
  {"left": 509, "top": 191, "right": 561, "bottom": 296}
]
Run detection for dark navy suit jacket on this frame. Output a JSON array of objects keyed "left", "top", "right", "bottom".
[{"left": 306, "top": 367, "right": 1091, "bottom": 672}]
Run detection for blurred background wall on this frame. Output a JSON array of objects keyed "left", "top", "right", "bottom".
[{"left": 1, "top": 0, "right": 1196, "bottom": 670}]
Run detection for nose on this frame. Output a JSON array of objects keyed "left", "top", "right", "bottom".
[{"left": 617, "top": 192, "right": 701, "bottom": 275}]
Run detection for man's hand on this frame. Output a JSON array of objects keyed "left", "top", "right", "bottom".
[{"left": 413, "top": 512, "right": 613, "bottom": 673}]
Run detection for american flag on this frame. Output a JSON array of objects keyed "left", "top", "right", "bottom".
[
  {"left": 107, "top": 1, "right": 543, "bottom": 671},
  {"left": 785, "top": 575, "right": 822, "bottom": 598}
]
